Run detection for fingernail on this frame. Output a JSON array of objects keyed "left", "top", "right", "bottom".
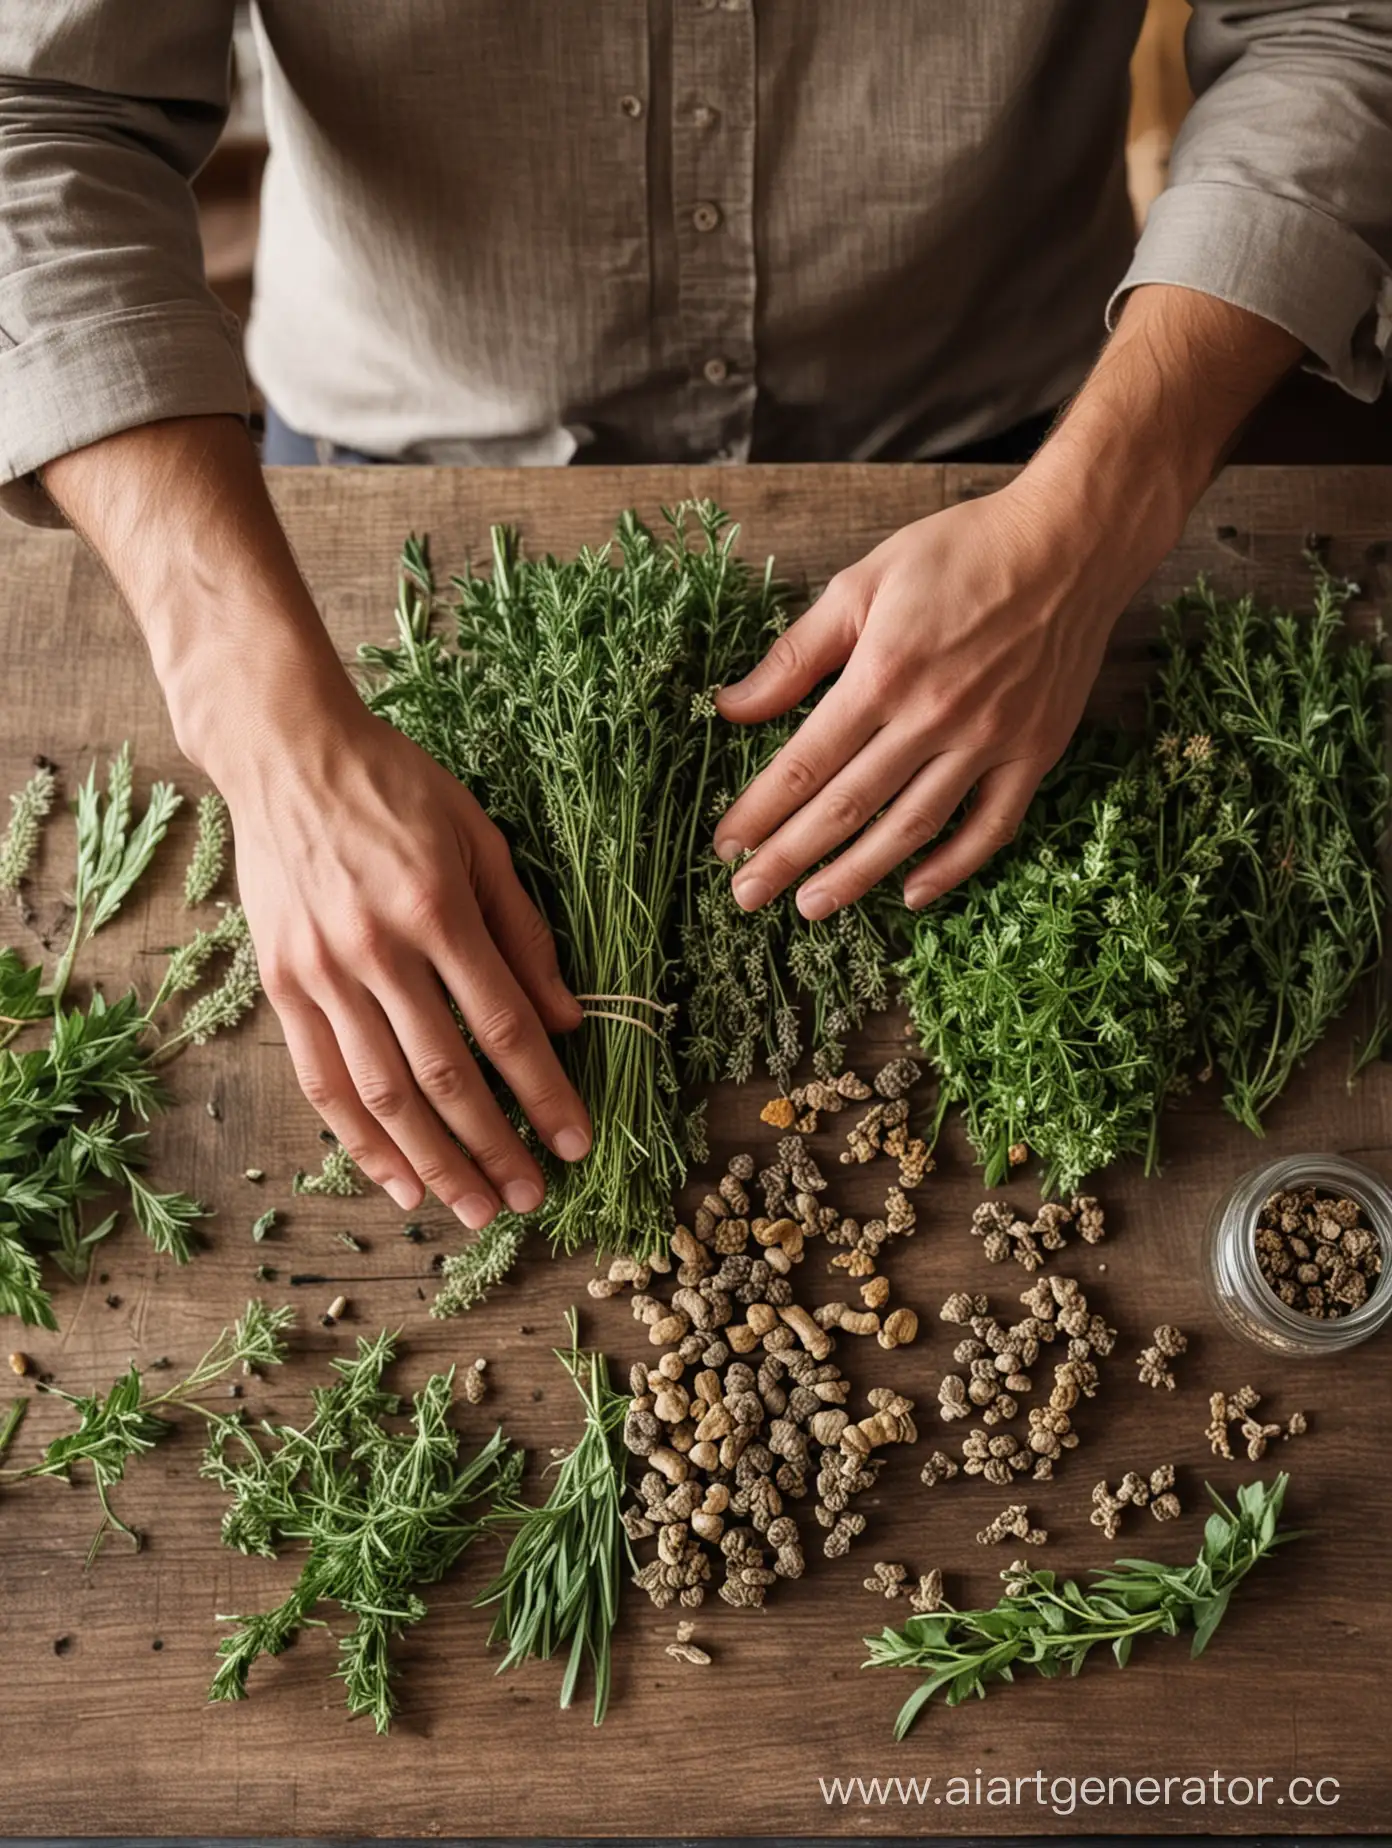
[
  {"left": 798, "top": 887, "right": 836, "bottom": 921},
  {"left": 732, "top": 875, "right": 770, "bottom": 912},
  {"left": 502, "top": 1179, "right": 543, "bottom": 1215},
  {"left": 456, "top": 1194, "right": 496, "bottom": 1230},
  {"left": 714, "top": 835, "right": 743, "bottom": 864},
  {"left": 718, "top": 679, "right": 751, "bottom": 707},
  {"left": 554, "top": 1127, "right": 591, "bottom": 1162},
  {"left": 906, "top": 887, "right": 936, "bottom": 912},
  {"left": 383, "top": 1176, "right": 417, "bottom": 1210}
]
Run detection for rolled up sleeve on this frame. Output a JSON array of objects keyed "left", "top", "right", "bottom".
[
  {"left": 1110, "top": 0, "right": 1392, "bottom": 401},
  {"left": 0, "top": 3, "right": 247, "bottom": 526}
]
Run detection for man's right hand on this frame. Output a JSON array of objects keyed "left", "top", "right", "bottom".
[{"left": 43, "top": 415, "right": 592, "bottom": 1226}]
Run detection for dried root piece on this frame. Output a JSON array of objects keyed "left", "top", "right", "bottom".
[
  {"left": 907, "top": 1568, "right": 945, "bottom": 1614},
  {"left": 919, "top": 1450, "right": 959, "bottom": 1488},
  {"left": 863, "top": 1560, "right": 908, "bottom": 1598},
  {"left": 1205, "top": 1384, "right": 1309, "bottom": 1460},
  {"left": 1136, "top": 1323, "right": 1188, "bottom": 1391},
  {"left": 969, "top": 1193, "right": 1108, "bottom": 1270},
  {"left": 977, "top": 1504, "right": 1047, "bottom": 1547},
  {"left": 665, "top": 1641, "right": 712, "bottom": 1665}
]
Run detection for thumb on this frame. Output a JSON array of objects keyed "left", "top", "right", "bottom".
[{"left": 715, "top": 576, "right": 862, "bottom": 723}]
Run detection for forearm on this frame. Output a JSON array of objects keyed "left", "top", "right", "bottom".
[
  {"left": 1020, "top": 283, "right": 1303, "bottom": 560},
  {"left": 41, "top": 416, "right": 352, "bottom": 780}
]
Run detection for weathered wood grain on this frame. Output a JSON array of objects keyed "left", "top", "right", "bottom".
[{"left": 0, "top": 465, "right": 1389, "bottom": 1839}]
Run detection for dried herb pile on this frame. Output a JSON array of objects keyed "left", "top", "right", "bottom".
[
  {"left": 0, "top": 747, "right": 260, "bottom": 1326},
  {"left": 901, "top": 574, "right": 1388, "bottom": 1192},
  {"left": 865, "top": 1474, "right": 1297, "bottom": 1735}
]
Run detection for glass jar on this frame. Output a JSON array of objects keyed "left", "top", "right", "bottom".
[{"left": 1205, "top": 1153, "right": 1392, "bottom": 1355}]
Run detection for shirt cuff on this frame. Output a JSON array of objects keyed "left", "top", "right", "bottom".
[
  {"left": 1107, "top": 179, "right": 1392, "bottom": 404},
  {"left": 0, "top": 303, "right": 249, "bottom": 528}
]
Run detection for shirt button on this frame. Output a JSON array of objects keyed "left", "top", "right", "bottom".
[
  {"left": 692, "top": 201, "right": 722, "bottom": 232},
  {"left": 692, "top": 103, "right": 718, "bottom": 128},
  {"left": 619, "top": 94, "right": 644, "bottom": 118},
  {"left": 703, "top": 356, "right": 729, "bottom": 384}
]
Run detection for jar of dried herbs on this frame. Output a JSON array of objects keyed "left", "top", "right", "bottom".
[{"left": 1205, "top": 1155, "right": 1392, "bottom": 1354}]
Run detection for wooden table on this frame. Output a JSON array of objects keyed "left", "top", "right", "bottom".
[{"left": 2, "top": 465, "right": 1389, "bottom": 1840}]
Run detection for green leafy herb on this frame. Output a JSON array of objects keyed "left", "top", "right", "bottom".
[
  {"left": 0, "top": 1299, "right": 293, "bottom": 1564},
  {"left": 865, "top": 1475, "right": 1298, "bottom": 1737},
  {"left": 183, "top": 791, "right": 230, "bottom": 907},
  {"left": 251, "top": 1209, "right": 277, "bottom": 1243},
  {"left": 0, "top": 748, "right": 261, "bottom": 1325},
  {"left": 0, "top": 760, "right": 57, "bottom": 894},
  {"left": 477, "top": 1312, "right": 632, "bottom": 1724},
  {"left": 203, "top": 1328, "right": 520, "bottom": 1732},
  {"left": 52, "top": 745, "right": 181, "bottom": 1002},
  {"left": 292, "top": 1142, "right": 363, "bottom": 1197},
  {"left": 900, "top": 574, "right": 1388, "bottom": 1191}
]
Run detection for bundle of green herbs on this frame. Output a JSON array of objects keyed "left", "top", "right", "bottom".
[
  {"left": 900, "top": 573, "right": 1388, "bottom": 1192},
  {"left": 0, "top": 748, "right": 260, "bottom": 1326},
  {"left": 865, "top": 1476, "right": 1297, "bottom": 1736},
  {"left": 362, "top": 507, "right": 782, "bottom": 1261},
  {"left": 477, "top": 1312, "right": 631, "bottom": 1724},
  {"left": 203, "top": 1328, "right": 521, "bottom": 1732}
]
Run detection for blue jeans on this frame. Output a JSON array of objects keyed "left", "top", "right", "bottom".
[
  {"left": 262, "top": 404, "right": 384, "bottom": 466},
  {"left": 261, "top": 402, "right": 1059, "bottom": 467}
]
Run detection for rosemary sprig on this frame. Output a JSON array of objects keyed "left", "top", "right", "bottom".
[
  {"left": 865, "top": 1475, "right": 1298, "bottom": 1737},
  {"left": 0, "top": 1299, "right": 293, "bottom": 1565},
  {"left": 477, "top": 1311, "right": 632, "bottom": 1724},
  {"left": 203, "top": 1329, "right": 521, "bottom": 1732}
]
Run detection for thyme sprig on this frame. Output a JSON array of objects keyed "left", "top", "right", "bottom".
[
  {"left": 0, "top": 1299, "right": 293, "bottom": 1564},
  {"left": 203, "top": 1329, "right": 521, "bottom": 1732},
  {"left": 865, "top": 1476, "right": 1298, "bottom": 1736},
  {"left": 477, "top": 1312, "right": 632, "bottom": 1725}
]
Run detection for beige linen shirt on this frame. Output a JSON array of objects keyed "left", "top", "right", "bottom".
[{"left": 2, "top": 2, "right": 1391, "bottom": 525}]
